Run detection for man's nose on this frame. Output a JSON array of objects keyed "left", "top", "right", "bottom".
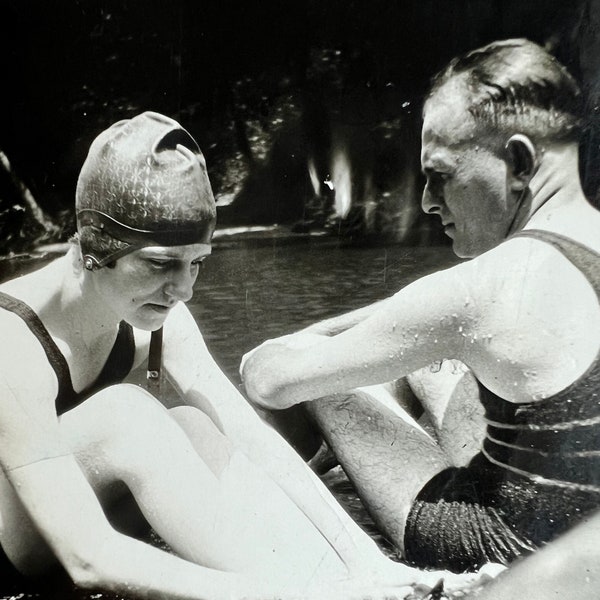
[
  {"left": 421, "top": 186, "right": 442, "bottom": 215},
  {"left": 164, "top": 268, "right": 195, "bottom": 303}
]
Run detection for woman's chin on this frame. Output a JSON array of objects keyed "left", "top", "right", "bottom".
[{"left": 129, "top": 305, "right": 171, "bottom": 330}]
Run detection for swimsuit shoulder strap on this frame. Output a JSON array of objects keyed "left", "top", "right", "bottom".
[
  {"left": 0, "top": 291, "right": 136, "bottom": 414},
  {"left": 0, "top": 290, "right": 76, "bottom": 403},
  {"left": 511, "top": 229, "right": 600, "bottom": 296}
]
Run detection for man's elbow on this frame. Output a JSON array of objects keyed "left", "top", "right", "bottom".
[
  {"left": 244, "top": 375, "right": 287, "bottom": 410},
  {"left": 242, "top": 348, "right": 300, "bottom": 410}
]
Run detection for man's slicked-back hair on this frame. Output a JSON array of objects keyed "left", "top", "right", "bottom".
[{"left": 427, "top": 39, "right": 583, "bottom": 143}]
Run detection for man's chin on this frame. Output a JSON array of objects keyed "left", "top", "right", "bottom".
[
  {"left": 452, "top": 238, "right": 477, "bottom": 259},
  {"left": 453, "top": 236, "right": 501, "bottom": 259},
  {"left": 453, "top": 246, "right": 472, "bottom": 259}
]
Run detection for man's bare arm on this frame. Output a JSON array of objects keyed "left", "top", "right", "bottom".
[{"left": 301, "top": 297, "right": 393, "bottom": 336}]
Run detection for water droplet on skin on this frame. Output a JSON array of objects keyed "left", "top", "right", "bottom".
[
  {"left": 392, "top": 322, "right": 397, "bottom": 332},
  {"left": 414, "top": 333, "right": 419, "bottom": 339},
  {"left": 458, "top": 325, "right": 463, "bottom": 333}
]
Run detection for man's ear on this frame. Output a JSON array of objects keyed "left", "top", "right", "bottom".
[{"left": 505, "top": 134, "right": 539, "bottom": 191}]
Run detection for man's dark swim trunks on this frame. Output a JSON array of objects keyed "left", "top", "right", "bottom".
[{"left": 404, "top": 229, "right": 600, "bottom": 572}]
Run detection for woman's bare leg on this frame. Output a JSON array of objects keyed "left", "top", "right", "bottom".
[{"left": 1, "top": 384, "right": 347, "bottom": 584}]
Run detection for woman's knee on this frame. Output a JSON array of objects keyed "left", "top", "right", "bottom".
[
  {"left": 62, "top": 384, "right": 165, "bottom": 430},
  {"left": 87, "top": 383, "right": 165, "bottom": 415},
  {"left": 169, "top": 406, "right": 234, "bottom": 477},
  {"left": 64, "top": 385, "right": 189, "bottom": 472}
]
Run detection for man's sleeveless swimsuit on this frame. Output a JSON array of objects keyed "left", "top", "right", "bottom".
[{"left": 404, "top": 230, "right": 600, "bottom": 572}]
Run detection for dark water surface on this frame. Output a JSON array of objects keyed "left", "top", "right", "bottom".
[
  {"left": 0, "top": 237, "right": 460, "bottom": 600},
  {"left": 193, "top": 237, "right": 460, "bottom": 384}
]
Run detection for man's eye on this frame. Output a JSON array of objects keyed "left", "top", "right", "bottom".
[{"left": 191, "top": 259, "right": 205, "bottom": 268}]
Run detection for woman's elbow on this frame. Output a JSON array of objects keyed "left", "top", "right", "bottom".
[
  {"left": 60, "top": 533, "right": 121, "bottom": 591},
  {"left": 63, "top": 551, "right": 106, "bottom": 590}
]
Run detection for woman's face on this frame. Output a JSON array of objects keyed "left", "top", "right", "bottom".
[{"left": 93, "top": 243, "right": 211, "bottom": 330}]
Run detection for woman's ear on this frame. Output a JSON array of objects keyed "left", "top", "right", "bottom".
[{"left": 505, "top": 134, "right": 539, "bottom": 191}]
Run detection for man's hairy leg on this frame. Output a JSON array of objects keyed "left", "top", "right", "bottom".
[{"left": 307, "top": 387, "right": 448, "bottom": 553}]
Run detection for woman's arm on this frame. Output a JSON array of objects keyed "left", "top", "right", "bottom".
[
  {"left": 162, "top": 305, "right": 417, "bottom": 579},
  {"left": 5, "top": 455, "right": 256, "bottom": 600},
  {"left": 0, "top": 364, "right": 263, "bottom": 600}
]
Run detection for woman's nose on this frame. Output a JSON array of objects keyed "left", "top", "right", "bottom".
[{"left": 164, "top": 269, "right": 195, "bottom": 303}]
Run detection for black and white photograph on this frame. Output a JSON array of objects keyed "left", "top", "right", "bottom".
[{"left": 0, "top": 1, "right": 599, "bottom": 598}]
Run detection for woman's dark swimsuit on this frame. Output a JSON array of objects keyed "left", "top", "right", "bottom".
[
  {"left": 0, "top": 291, "right": 135, "bottom": 586},
  {"left": 0, "top": 291, "right": 135, "bottom": 414},
  {"left": 404, "top": 230, "right": 600, "bottom": 572}
]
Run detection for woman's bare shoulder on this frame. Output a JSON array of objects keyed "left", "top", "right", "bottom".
[
  {"left": 0, "top": 308, "right": 58, "bottom": 402},
  {"left": 0, "top": 257, "right": 66, "bottom": 310}
]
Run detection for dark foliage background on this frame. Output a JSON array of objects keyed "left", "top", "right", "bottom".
[{"left": 0, "top": 0, "right": 598, "bottom": 253}]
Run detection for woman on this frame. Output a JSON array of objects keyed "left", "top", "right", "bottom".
[{"left": 0, "top": 111, "right": 431, "bottom": 599}]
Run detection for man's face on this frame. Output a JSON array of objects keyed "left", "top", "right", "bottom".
[{"left": 420, "top": 82, "right": 516, "bottom": 258}]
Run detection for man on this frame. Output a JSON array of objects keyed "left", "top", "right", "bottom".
[{"left": 242, "top": 38, "right": 600, "bottom": 573}]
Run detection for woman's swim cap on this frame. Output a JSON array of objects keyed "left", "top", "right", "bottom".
[{"left": 76, "top": 111, "right": 216, "bottom": 270}]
